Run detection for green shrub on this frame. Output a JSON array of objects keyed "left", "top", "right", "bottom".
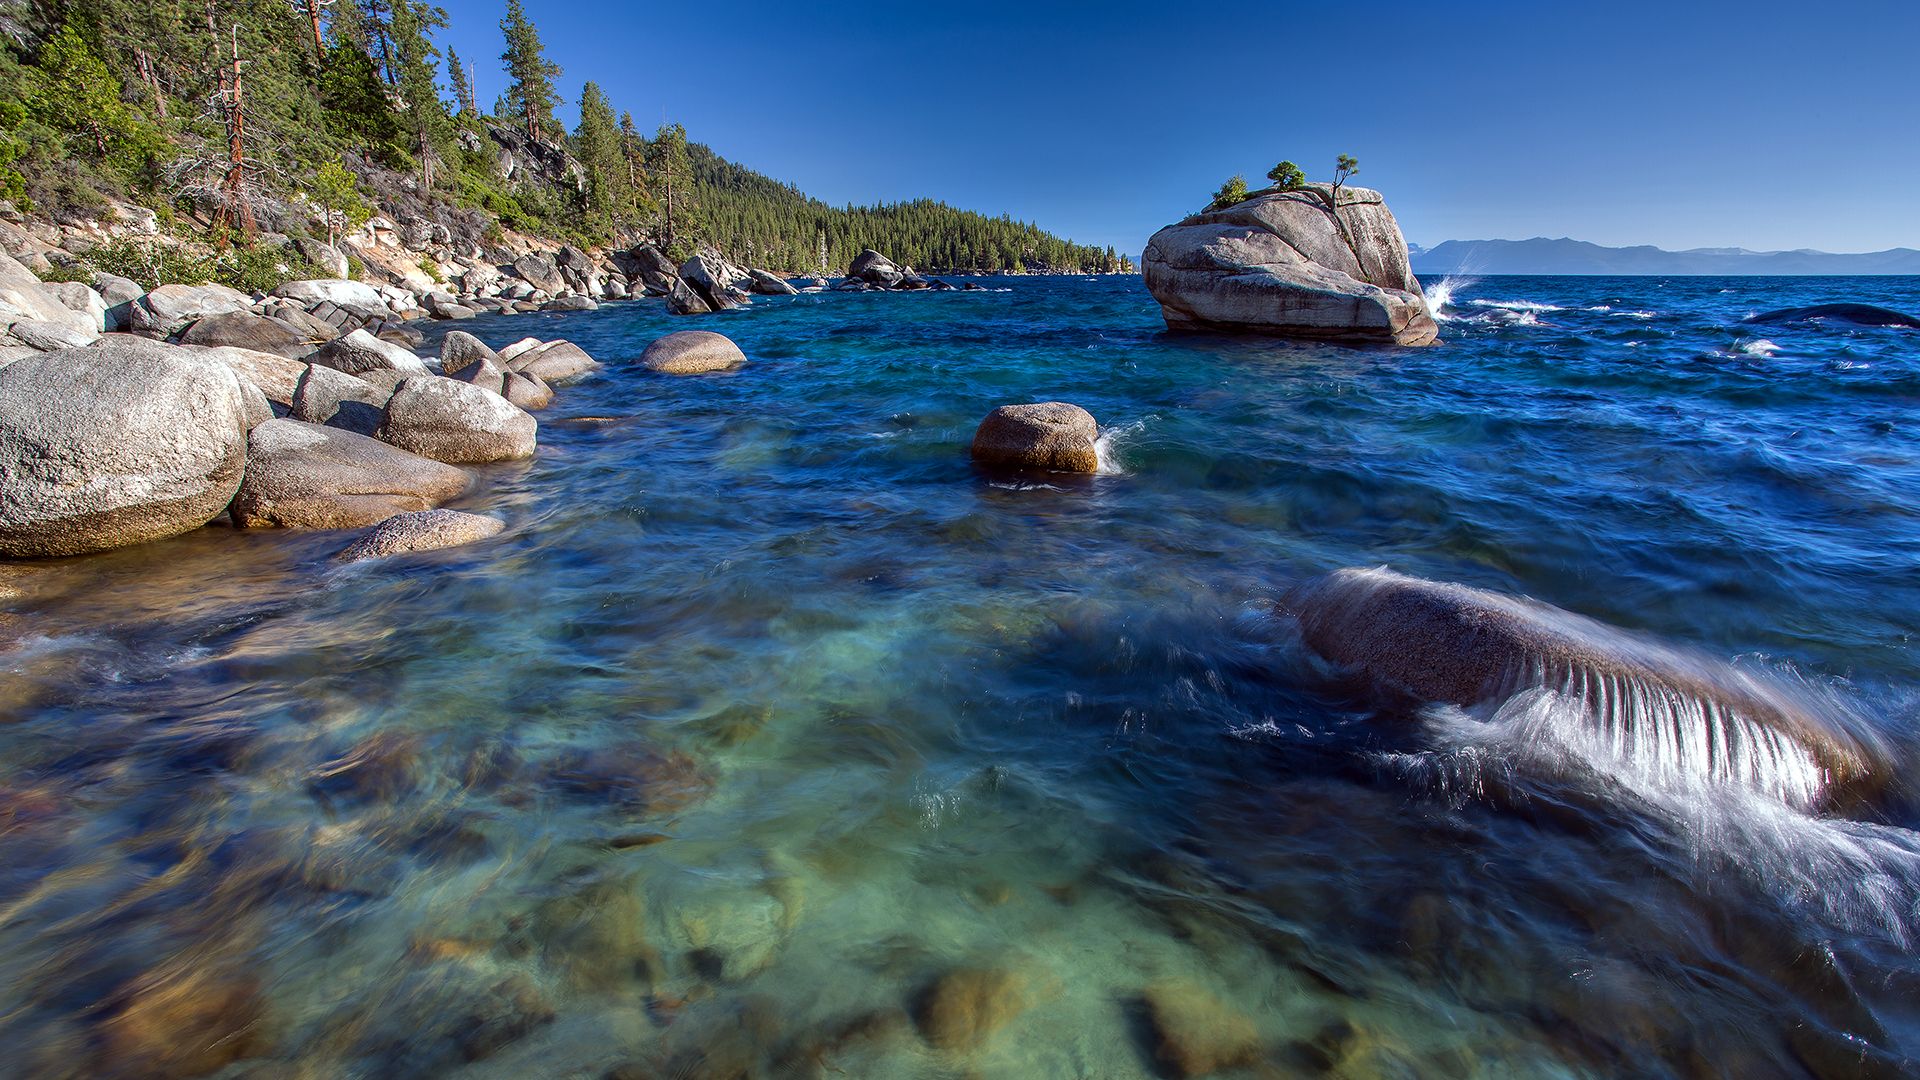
[
  {"left": 1207, "top": 175, "right": 1249, "bottom": 212},
  {"left": 84, "top": 237, "right": 216, "bottom": 289}
]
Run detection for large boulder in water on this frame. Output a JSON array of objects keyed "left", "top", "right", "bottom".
[
  {"left": 640, "top": 330, "right": 745, "bottom": 374},
  {"left": 848, "top": 249, "right": 904, "bottom": 288},
  {"left": 1144, "top": 185, "right": 1437, "bottom": 346},
  {"left": 0, "top": 341, "right": 250, "bottom": 556},
  {"left": 970, "top": 402, "right": 1100, "bottom": 473},
  {"left": 1283, "top": 567, "right": 1891, "bottom": 807},
  {"left": 231, "top": 418, "right": 471, "bottom": 529},
  {"left": 1742, "top": 303, "right": 1920, "bottom": 329}
]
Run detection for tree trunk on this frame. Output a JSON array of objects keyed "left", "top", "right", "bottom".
[
  {"left": 305, "top": 0, "right": 325, "bottom": 63},
  {"left": 213, "top": 24, "right": 255, "bottom": 242}
]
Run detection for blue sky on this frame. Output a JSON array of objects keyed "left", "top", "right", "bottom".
[{"left": 435, "top": 1, "right": 1920, "bottom": 255}]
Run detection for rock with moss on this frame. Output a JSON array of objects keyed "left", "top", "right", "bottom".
[{"left": 970, "top": 402, "right": 1100, "bottom": 473}]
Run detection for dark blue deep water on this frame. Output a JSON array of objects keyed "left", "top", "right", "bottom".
[{"left": 3, "top": 275, "right": 1920, "bottom": 1077}]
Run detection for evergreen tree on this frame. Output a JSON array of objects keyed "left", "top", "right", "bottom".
[
  {"left": 320, "top": 42, "right": 405, "bottom": 166},
  {"left": 445, "top": 44, "right": 474, "bottom": 114},
  {"left": 572, "top": 81, "right": 624, "bottom": 240},
  {"left": 648, "top": 121, "right": 698, "bottom": 260},
  {"left": 617, "top": 110, "right": 653, "bottom": 223},
  {"left": 327, "top": 0, "right": 371, "bottom": 51},
  {"left": 499, "top": 0, "right": 559, "bottom": 144},
  {"left": 30, "top": 24, "right": 131, "bottom": 158},
  {"left": 388, "top": 0, "right": 449, "bottom": 186}
]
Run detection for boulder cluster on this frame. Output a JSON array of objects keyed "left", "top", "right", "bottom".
[
  {"left": 0, "top": 255, "right": 601, "bottom": 561},
  {"left": 831, "top": 249, "right": 972, "bottom": 294}
]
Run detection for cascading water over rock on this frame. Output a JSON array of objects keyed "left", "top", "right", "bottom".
[{"left": 1283, "top": 567, "right": 1894, "bottom": 810}]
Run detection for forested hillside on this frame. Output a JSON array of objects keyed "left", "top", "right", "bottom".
[{"left": 0, "top": 0, "right": 1124, "bottom": 277}]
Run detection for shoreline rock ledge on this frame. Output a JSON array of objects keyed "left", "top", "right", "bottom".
[{"left": 1143, "top": 184, "right": 1438, "bottom": 346}]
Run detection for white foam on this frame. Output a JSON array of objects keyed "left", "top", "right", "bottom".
[
  {"left": 1468, "top": 298, "right": 1564, "bottom": 313},
  {"left": 1092, "top": 419, "right": 1149, "bottom": 476}
]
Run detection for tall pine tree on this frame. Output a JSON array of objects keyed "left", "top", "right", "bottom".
[
  {"left": 499, "top": 0, "right": 558, "bottom": 144},
  {"left": 572, "top": 81, "right": 624, "bottom": 241},
  {"left": 388, "top": 0, "right": 448, "bottom": 187}
]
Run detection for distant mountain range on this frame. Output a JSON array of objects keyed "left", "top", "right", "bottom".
[{"left": 1408, "top": 238, "right": 1920, "bottom": 276}]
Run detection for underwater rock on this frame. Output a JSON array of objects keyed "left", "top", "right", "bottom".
[
  {"left": 0, "top": 341, "right": 250, "bottom": 557},
  {"left": 309, "top": 730, "right": 423, "bottom": 805},
  {"left": 1284, "top": 567, "right": 1892, "bottom": 807},
  {"left": 914, "top": 965, "right": 1028, "bottom": 1050},
  {"left": 1742, "top": 303, "right": 1920, "bottom": 329},
  {"left": 532, "top": 878, "right": 659, "bottom": 992},
  {"left": 231, "top": 419, "right": 471, "bottom": 529},
  {"left": 970, "top": 401, "right": 1100, "bottom": 473},
  {"left": 458, "top": 975, "right": 556, "bottom": 1062},
  {"left": 1141, "top": 979, "right": 1262, "bottom": 1077},
  {"left": 641, "top": 330, "right": 746, "bottom": 374},
  {"left": 336, "top": 509, "right": 505, "bottom": 561},
  {"left": 96, "top": 964, "right": 268, "bottom": 1078},
  {"left": 549, "top": 742, "right": 712, "bottom": 814},
  {"left": 1143, "top": 185, "right": 1437, "bottom": 346}
]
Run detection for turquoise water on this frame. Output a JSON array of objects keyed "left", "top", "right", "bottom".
[{"left": 3, "top": 275, "right": 1920, "bottom": 1077}]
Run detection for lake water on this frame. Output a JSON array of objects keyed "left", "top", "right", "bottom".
[{"left": 3, "top": 274, "right": 1919, "bottom": 1078}]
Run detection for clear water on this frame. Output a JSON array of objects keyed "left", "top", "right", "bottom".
[{"left": 3, "top": 275, "right": 1920, "bottom": 1078}]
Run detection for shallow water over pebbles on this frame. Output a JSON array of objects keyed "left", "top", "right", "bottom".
[{"left": 3, "top": 275, "right": 1920, "bottom": 1077}]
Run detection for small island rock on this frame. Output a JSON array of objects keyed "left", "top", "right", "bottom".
[{"left": 1144, "top": 184, "right": 1437, "bottom": 346}]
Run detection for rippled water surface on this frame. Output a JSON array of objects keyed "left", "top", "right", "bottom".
[{"left": 5, "top": 275, "right": 1920, "bottom": 1078}]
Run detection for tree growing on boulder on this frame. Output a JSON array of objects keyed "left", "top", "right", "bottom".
[
  {"left": 1207, "top": 175, "right": 1248, "bottom": 212},
  {"left": 1330, "top": 154, "right": 1359, "bottom": 209},
  {"left": 1266, "top": 160, "right": 1305, "bottom": 192}
]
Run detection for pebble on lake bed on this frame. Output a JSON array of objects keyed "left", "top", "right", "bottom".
[
  {"left": 641, "top": 330, "right": 747, "bottom": 374},
  {"left": 336, "top": 509, "right": 504, "bottom": 562},
  {"left": 970, "top": 401, "right": 1100, "bottom": 473}
]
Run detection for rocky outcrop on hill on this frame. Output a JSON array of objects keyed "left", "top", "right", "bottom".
[{"left": 1143, "top": 185, "right": 1437, "bottom": 346}]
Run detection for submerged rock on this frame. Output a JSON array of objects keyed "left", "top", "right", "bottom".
[
  {"left": 1283, "top": 567, "right": 1893, "bottom": 806},
  {"left": 231, "top": 419, "right": 471, "bottom": 529},
  {"left": 641, "top": 330, "right": 746, "bottom": 374},
  {"left": 970, "top": 402, "right": 1100, "bottom": 473},
  {"left": 96, "top": 964, "right": 268, "bottom": 1078},
  {"left": 0, "top": 342, "right": 250, "bottom": 557},
  {"left": 336, "top": 508, "right": 504, "bottom": 561},
  {"left": 1742, "top": 303, "right": 1920, "bottom": 329},
  {"left": 914, "top": 966, "right": 1028, "bottom": 1050},
  {"left": 1144, "top": 185, "right": 1437, "bottom": 345},
  {"left": 1141, "top": 980, "right": 1262, "bottom": 1077}
]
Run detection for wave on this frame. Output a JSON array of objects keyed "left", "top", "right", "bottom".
[
  {"left": 1093, "top": 418, "right": 1150, "bottom": 476},
  {"left": 1468, "top": 299, "right": 1564, "bottom": 313},
  {"left": 1391, "top": 688, "right": 1920, "bottom": 945},
  {"left": 1423, "top": 278, "right": 1473, "bottom": 321}
]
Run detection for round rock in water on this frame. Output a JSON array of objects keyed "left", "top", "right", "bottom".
[
  {"left": 337, "top": 509, "right": 504, "bottom": 562},
  {"left": 970, "top": 402, "right": 1100, "bottom": 473},
  {"left": 640, "top": 330, "right": 746, "bottom": 374},
  {"left": 0, "top": 341, "right": 250, "bottom": 557}
]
